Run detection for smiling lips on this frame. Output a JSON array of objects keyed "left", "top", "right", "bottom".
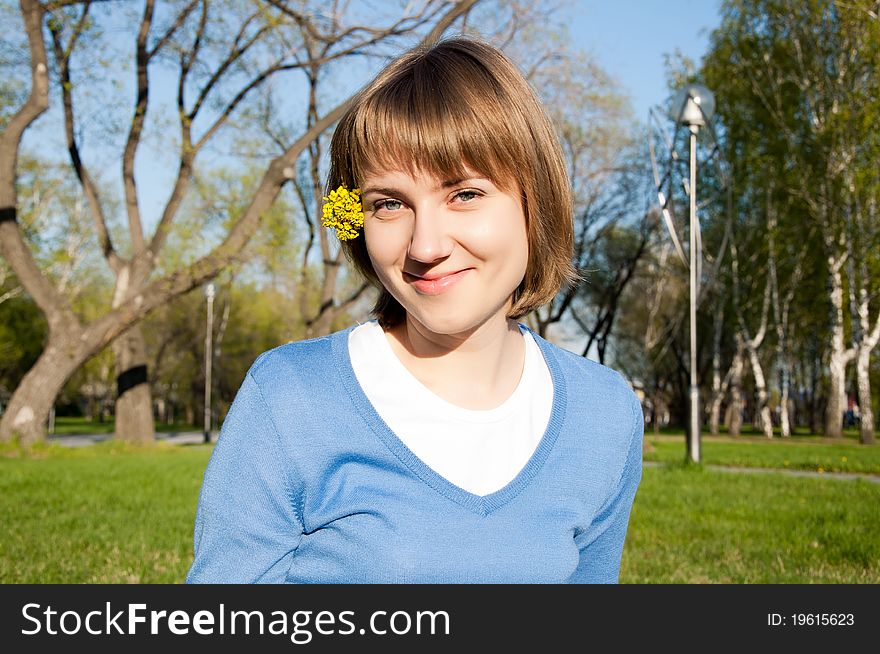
[{"left": 404, "top": 269, "right": 472, "bottom": 295}]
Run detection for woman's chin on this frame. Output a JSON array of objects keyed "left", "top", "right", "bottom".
[{"left": 403, "top": 306, "right": 506, "bottom": 339}]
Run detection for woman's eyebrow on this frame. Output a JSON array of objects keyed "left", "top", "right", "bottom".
[
  {"left": 361, "top": 186, "right": 402, "bottom": 197},
  {"left": 361, "top": 178, "right": 488, "bottom": 196},
  {"left": 438, "top": 178, "right": 466, "bottom": 189},
  {"left": 438, "top": 177, "right": 489, "bottom": 189}
]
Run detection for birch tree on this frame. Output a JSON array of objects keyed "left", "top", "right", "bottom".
[{"left": 767, "top": 194, "right": 809, "bottom": 437}]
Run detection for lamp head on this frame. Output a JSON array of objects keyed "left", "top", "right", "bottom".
[{"left": 669, "top": 83, "right": 715, "bottom": 128}]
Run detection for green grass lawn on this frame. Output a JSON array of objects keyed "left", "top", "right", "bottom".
[
  {"left": 623, "top": 463, "right": 880, "bottom": 583},
  {"left": 1, "top": 442, "right": 877, "bottom": 583},
  {"left": 644, "top": 435, "right": 880, "bottom": 474},
  {"left": 0, "top": 442, "right": 208, "bottom": 583}
]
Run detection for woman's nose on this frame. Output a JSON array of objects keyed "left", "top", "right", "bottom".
[{"left": 407, "top": 205, "right": 453, "bottom": 263}]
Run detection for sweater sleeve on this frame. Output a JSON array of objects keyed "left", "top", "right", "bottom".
[
  {"left": 568, "top": 390, "right": 644, "bottom": 584},
  {"left": 186, "top": 366, "right": 304, "bottom": 584}
]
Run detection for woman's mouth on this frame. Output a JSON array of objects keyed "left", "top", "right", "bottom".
[{"left": 404, "top": 269, "right": 472, "bottom": 295}]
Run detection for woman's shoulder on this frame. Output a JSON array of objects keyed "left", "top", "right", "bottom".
[
  {"left": 525, "top": 331, "right": 643, "bottom": 477},
  {"left": 522, "top": 325, "right": 641, "bottom": 439}
]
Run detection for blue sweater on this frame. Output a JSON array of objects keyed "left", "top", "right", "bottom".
[{"left": 186, "top": 323, "right": 643, "bottom": 584}]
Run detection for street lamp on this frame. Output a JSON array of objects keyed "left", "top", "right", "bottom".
[
  {"left": 668, "top": 83, "right": 715, "bottom": 464},
  {"left": 204, "top": 282, "right": 215, "bottom": 444}
]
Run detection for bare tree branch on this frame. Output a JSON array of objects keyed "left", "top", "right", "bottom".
[
  {"left": 122, "top": 0, "right": 156, "bottom": 255},
  {"left": 423, "top": 0, "right": 478, "bottom": 43},
  {"left": 48, "top": 3, "right": 122, "bottom": 272},
  {"left": 188, "top": 15, "right": 273, "bottom": 120},
  {"left": 0, "top": 0, "right": 81, "bottom": 331},
  {"left": 148, "top": 0, "right": 200, "bottom": 57},
  {"left": 0, "top": 285, "right": 24, "bottom": 305},
  {"left": 140, "top": 0, "right": 212, "bottom": 266}
]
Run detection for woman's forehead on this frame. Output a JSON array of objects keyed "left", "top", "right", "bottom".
[
  {"left": 358, "top": 161, "right": 517, "bottom": 195},
  {"left": 358, "top": 152, "right": 471, "bottom": 182},
  {"left": 361, "top": 165, "right": 484, "bottom": 186}
]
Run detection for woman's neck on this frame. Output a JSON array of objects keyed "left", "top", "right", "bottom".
[{"left": 384, "top": 313, "right": 526, "bottom": 410}]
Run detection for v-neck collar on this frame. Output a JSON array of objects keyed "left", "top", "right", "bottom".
[{"left": 330, "top": 322, "right": 568, "bottom": 517}]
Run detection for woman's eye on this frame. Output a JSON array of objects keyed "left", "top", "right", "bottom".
[
  {"left": 373, "top": 199, "right": 403, "bottom": 212},
  {"left": 453, "top": 190, "right": 480, "bottom": 203}
]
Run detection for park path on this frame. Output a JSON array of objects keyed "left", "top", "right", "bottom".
[
  {"left": 47, "top": 433, "right": 880, "bottom": 484},
  {"left": 48, "top": 431, "right": 213, "bottom": 447}
]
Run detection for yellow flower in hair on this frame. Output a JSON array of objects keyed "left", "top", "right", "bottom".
[{"left": 321, "top": 185, "right": 364, "bottom": 240}]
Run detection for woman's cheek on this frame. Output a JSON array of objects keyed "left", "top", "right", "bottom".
[{"left": 366, "top": 221, "right": 406, "bottom": 265}]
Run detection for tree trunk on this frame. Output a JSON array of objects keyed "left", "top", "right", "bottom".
[
  {"left": 109, "top": 263, "right": 156, "bottom": 445},
  {"left": 779, "top": 364, "right": 792, "bottom": 437},
  {"left": 0, "top": 336, "right": 88, "bottom": 446},
  {"left": 725, "top": 337, "right": 745, "bottom": 436},
  {"left": 825, "top": 258, "right": 852, "bottom": 438},
  {"left": 111, "top": 323, "right": 155, "bottom": 443},
  {"left": 709, "top": 363, "right": 732, "bottom": 437},
  {"left": 726, "top": 390, "right": 742, "bottom": 437},
  {"left": 855, "top": 349, "right": 875, "bottom": 444},
  {"left": 651, "top": 392, "right": 662, "bottom": 435},
  {"left": 825, "top": 352, "right": 846, "bottom": 438},
  {"left": 746, "top": 346, "right": 773, "bottom": 438},
  {"left": 767, "top": 199, "right": 797, "bottom": 438},
  {"left": 709, "top": 392, "right": 723, "bottom": 436},
  {"left": 826, "top": 350, "right": 848, "bottom": 438},
  {"left": 807, "top": 348, "right": 824, "bottom": 435},
  {"left": 709, "top": 306, "right": 724, "bottom": 436},
  {"left": 811, "top": 396, "right": 825, "bottom": 435},
  {"left": 774, "top": 334, "right": 794, "bottom": 438}
]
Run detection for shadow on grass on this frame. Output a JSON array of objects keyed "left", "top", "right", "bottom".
[{"left": 50, "top": 417, "right": 200, "bottom": 436}]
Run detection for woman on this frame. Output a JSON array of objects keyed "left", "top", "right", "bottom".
[{"left": 187, "top": 36, "right": 643, "bottom": 584}]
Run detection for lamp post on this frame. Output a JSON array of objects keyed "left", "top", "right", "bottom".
[
  {"left": 668, "top": 83, "right": 715, "bottom": 464},
  {"left": 203, "top": 282, "right": 215, "bottom": 444}
]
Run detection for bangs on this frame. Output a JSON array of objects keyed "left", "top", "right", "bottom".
[{"left": 337, "top": 47, "right": 530, "bottom": 191}]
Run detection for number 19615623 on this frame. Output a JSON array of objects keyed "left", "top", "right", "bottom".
[{"left": 767, "top": 613, "right": 854, "bottom": 627}]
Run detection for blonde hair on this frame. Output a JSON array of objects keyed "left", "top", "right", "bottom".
[{"left": 327, "top": 35, "right": 579, "bottom": 328}]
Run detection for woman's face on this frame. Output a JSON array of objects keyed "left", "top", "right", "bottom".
[{"left": 361, "top": 165, "right": 529, "bottom": 337}]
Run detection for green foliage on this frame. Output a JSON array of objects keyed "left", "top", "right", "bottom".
[
  {"left": 142, "top": 275, "right": 325, "bottom": 426},
  {"left": 13, "top": 156, "right": 114, "bottom": 314},
  {"left": 0, "top": 76, "right": 24, "bottom": 132},
  {"left": 0, "top": 288, "right": 47, "bottom": 396},
  {"left": 702, "top": 0, "right": 880, "bottom": 285}
]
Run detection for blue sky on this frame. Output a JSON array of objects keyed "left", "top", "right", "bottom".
[{"left": 570, "top": 0, "right": 721, "bottom": 120}]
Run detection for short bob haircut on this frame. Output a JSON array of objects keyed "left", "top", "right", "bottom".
[{"left": 326, "top": 35, "right": 580, "bottom": 329}]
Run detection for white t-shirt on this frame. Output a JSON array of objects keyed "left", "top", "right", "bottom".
[{"left": 348, "top": 319, "right": 554, "bottom": 496}]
